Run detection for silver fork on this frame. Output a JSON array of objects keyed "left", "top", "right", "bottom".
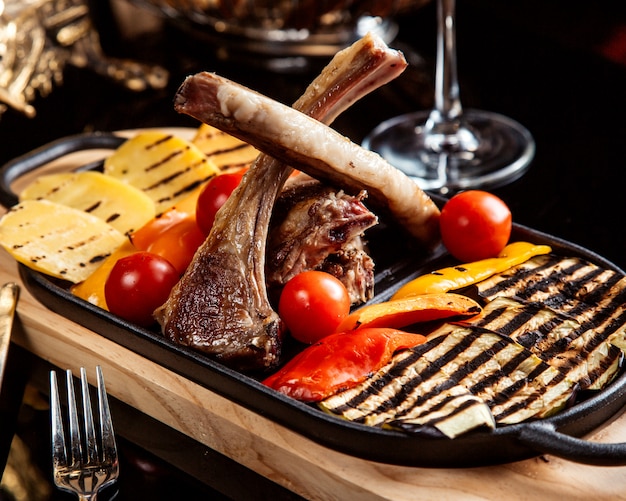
[{"left": 50, "top": 366, "right": 119, "bottom": 500}]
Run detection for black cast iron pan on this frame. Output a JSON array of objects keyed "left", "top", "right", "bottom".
[{"left": 2, "top": 131, "right": 626, "bottom": 468}]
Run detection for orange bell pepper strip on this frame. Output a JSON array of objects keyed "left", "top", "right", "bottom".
[
  {"left": 337, "top": 293, "right": 482, "bottom": 332},
  {"left": 71, "top": 240, "right": 136, "bottom": 309},
  {"left": 262, "top": 328, "right": 426, "bottom": 402},
  {"left": 391, "top": 241, "right": 552, "bottom": 300}
]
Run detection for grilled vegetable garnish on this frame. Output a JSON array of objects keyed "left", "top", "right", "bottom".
[
  {"left": 336, "top": 293, "right": 481, "bottom": 331},
  {"left": 475, "top": 254, "right": 626, "bottom": 353},
  {"left": 320, "top": 252, "right": 626, "bottom": 439},
  {"left": 470, "top": 296, "right": 623, "bottom": 390},
  {"left": 19, "top": 171, "right": 156, "bottom": 236},
  {"left": 192, "top": 123, "right": 260, "bottom": 172},
  {"left": 0, "top": 200, "right": 126, "bottom": 283},
  {"left": 263, "top": 328, "right": 426, "bottom": 402},
  {"left": 391, "top": 241, "right": 551, "bottom": 299},
  {"left": 104, "top": 131, "right": 220, "bottom": 215},
  {"left": 320, "top": 324, "right": 574, "bottom": 437}
]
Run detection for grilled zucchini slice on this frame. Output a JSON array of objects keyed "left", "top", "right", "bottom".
[{"left": 320, "top": 324, "right": 576, "bottom": 437}]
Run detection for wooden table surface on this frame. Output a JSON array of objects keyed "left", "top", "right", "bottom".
[{"left": 2, "top": 159, "right": 626, "bottom": 501}]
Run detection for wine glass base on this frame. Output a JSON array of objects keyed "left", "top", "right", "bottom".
[{"left": 362, "top": 109, "right": 536, "bottom": 193}]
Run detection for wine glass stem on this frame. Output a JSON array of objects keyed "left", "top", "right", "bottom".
[
  {"left": 434, "top": 0, "right": 461, "bottom": 122},
  {"left": 425, "top": 0, "right": 478, "bottom": 153}
]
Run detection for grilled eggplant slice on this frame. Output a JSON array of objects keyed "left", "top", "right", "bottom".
[
  {"left": 319, "top": 324, "right": 575, "bottom": 437},
  {"left": 475, "top": 254, "right": 626, "bottom": 357},
  {"left": 320, "top": 253, "right": 626, "bottom": 439},
  {"left": 471, "top": 296, "right": 623, "bottom": 390}
]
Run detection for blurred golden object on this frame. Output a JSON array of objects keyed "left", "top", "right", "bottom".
[
  {"left": 1, "top": 436, "right": 52, "bottom": 501},
  {"left": 0, "top": 0, "right": 168, "bottom": 119}
]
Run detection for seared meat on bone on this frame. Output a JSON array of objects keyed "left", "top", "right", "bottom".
[
  {"left": 267, "top": 179, "right": 377, "bottom": 304},
  {"left": 156, "top": 34, "right": 409, "bottom": 371},
  {"left": 173, "top": 71, "right": 441, "bottom": 246}
]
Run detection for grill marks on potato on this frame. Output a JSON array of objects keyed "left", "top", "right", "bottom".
[
  {"left": 104, "top": 131, "right": 221, "bottom": 215},
  {"left": 19, "top": 171, "right": 156, "bottom": 236},
  {"left": 0, "top": 200, "right": 126, "bottom": 283},
  {"left": 191, "top": 124, "right": 260, "bottom": 171}
]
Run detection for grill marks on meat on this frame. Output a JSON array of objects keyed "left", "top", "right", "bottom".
[
  {"left": 157, "top": 34, "right": 409, "bottom": 371},
  {"left": 267, "top": 180, "right": 377, "bottom": 304}
]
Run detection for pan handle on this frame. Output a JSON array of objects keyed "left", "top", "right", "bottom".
[
  {"left": 0, "top": 132, "right": 126, "bottom": 208},
  {"left": 518, "top": 420, "right": 626, "bottom": 466}
]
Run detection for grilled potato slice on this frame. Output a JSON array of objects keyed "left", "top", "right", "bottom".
[
  {"left": 19, "top": 171, "right": 156, "bottom": 236},
  {"left": 0, "top": 200, "right": 126, "bottom": 283},
  {"left": 103, "top": 131, "right": 220, "bottom": 215},
  {"left": 192, "top": 123, "right": 259, "bottom": 172}
]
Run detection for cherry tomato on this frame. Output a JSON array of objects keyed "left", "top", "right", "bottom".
[
  {"left": 278, "top": 271, "right": 351, "bottom": 344},
  {"left": 439, "top": 190, "right": 512, "bottom": 262},
  {"left": 104, "top": 252, "right": 179, "bottom": 327},
  {"left": 196, "top": 171, "right": 245, "bottom": 235}
]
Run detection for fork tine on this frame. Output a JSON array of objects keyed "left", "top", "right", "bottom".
[
  {"left": 65, "top": 369, "right": 83, "bottom": 467},
  {"left": 96, "top": 366, "right": 118, "bottom": 466},
  {"left": 50, "top": 371, "right": 67, "bottom": 469},
  {"left": 80, "top": 367, "right": 99, "bottom": 464}
]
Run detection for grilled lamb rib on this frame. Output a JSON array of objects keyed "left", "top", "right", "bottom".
[
  {"left": 267, "top": 179, "right": 378, "bottom": 304},
  {"left": 156, "top": 34, "right": 409, "bottom": 371},
  {"left": 173, "top": 71, "right": 441, "bottom": 246}
]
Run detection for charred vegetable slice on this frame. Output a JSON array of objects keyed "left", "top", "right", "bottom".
[
  {"left": 476, "top": 254, "right": 626, "bottom": 354},
  {"left": 320, "top": 347, "right": 495, "bottom": 438},
  {"left": 426, "top": 324, "right": 575, "bottom": 424},
  {"left": 320, "top": 324, "right": 575, "bottom": 437},
  {"left": 0, "top": 200, "right": 126, "bottom": 283},
  {"left": 19, "top": 170, "right": 156, "bottom": 236},
  {"left": 469, "top": 296, "right": 623, "bottom": 390},
  {"left": 103, "top": 131, "right": 220, "bottom": 215},
  {"left": 262, "top": 328, "right": 426, "bottom": 402},
  {"left": 391, "top": 242, "right": 551, "bottom": 299}
]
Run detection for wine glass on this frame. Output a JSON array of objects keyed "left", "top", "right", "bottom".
[{"left": 362, "top": 0, "right": 535, "bottom": 193}]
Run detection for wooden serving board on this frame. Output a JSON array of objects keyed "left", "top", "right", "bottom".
[{"left": 2, "top": 132, "right": 626, "bottom": 500}]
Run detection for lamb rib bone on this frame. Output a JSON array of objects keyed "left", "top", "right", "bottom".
[
  {"left": 156, "top": 33, "right": 410, "bottom": 371},
  {"left": 173, "top": 75, "right": 441, "bottom": 247}
]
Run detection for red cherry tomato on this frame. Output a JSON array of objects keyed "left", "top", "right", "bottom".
[
  {"left": 196, "top": 171, "right": 245, "bottom": 235},
  {"left": 278, "top": 271, "right": 351, "bottom": 344},
  {"left": 104, "top": 252, "right": 179, "bottom": 327},
  {"left": 439, "top": 190, "right": 512, "bottom": 262}
]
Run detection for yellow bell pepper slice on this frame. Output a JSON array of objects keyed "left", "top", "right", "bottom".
[
  {"left": 391, "top": 242, "right": 552, "bottom": 300},
  {"left": 71, "top": 240, "right": 137, "bottom": 309}
]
